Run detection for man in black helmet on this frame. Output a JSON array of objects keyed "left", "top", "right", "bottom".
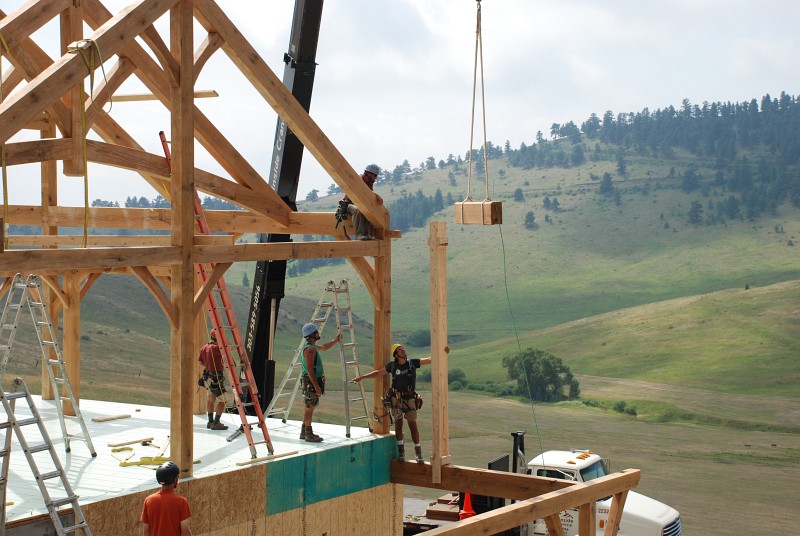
[
  {"left": 141, "top": 461, "right": 192, "bottom": 535},
  {"left": 339, "top": 163, "right": 383, "bottom": 240}
]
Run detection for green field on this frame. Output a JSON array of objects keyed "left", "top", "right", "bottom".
[{"left": 3, "top": 143, "right": 798, "bottom": 535}]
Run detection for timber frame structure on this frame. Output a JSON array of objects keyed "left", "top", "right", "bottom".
[{"left": 0, "top": 2, "right": 640, "bottom": 534}]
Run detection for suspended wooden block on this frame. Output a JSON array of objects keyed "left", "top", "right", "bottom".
[{"left": 454, "top": 200, "right": 503, "bottom": 225}]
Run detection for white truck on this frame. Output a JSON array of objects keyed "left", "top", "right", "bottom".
[{"left": 527, "top": 450, "right": 682, "bottom": 536}]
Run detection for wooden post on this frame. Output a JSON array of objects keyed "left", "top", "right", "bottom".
[
  {"left": 62, "top": 272, "right": 80, "bottom": 416},
  {"left": 169, "top": 0, "right": 196, "bottom": 479},
  {"left": 60, "top": 0, "right": 85, "bottom": 177},
  {"left": 41, "top": 121, "right": 58, "bottom": 400},
  {"left": 194, "top": 304, "right": 206, "bottom": 415},
  {"left": 429, "top": 221, "right": 450, "bottom": 483},
  {"left": 371, "top": 240, "right": 392, "bottom": 434}
]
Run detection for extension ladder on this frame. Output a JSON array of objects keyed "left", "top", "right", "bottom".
[
  {"left": 159, "top": 132, "right": 274, "bottom": 458},
  {"left": 0, "top": 377, "right": 93, "bottom": 535},
  {"left": 0, "top": 274, "right": 95, "bottom": 457},
  {"left": 266, "top": 280, "right": 372, "bottom": 437}
]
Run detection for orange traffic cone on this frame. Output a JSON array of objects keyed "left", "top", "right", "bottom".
[{"left": 459, "top": 492, "right": 476, "bottom": 520}]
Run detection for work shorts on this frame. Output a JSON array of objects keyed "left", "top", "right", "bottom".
[
  {"left": 385, "top": 390, "right": 422, "bottom": 422},
  {"left": 203, "top": 371, "right": 226, "bottom": 404},
  {"left": 301, "top": 375, "right": 324, "bottom": 408}
]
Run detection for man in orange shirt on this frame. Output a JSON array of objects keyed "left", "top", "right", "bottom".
[{"left": 141, "top": 461, "right": 192, "bottom": 535}]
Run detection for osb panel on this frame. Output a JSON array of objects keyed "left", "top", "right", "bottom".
[
  {"left": 81, "top": 464, "right": 265, "bottom": 536},
  {"left": 83, "top": 488, "right": 152, "bottom": 535},
  {"left": 188, "top": 464, "right": 266, "bottom": 533}
]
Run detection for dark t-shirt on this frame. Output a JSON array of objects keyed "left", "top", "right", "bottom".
[{"left": 385, "top": 358, "right": 421, "bottom": 392}]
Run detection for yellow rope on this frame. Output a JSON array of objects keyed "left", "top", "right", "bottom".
[
  {"left": 69, "top": 39, "right": 110, "bottom": 248},
  {"left": 465, "top": 0, "right": 492, "bottom": 203},
  {"left": 1, "top": 30, "right": 10, "bottom": 250}
]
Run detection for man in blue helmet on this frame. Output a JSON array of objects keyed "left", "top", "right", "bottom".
[
  {"left": 141, "top": 461, "right": 192, "bottom": 535},
  {"left": 300, "top": 322, "right": 342, "bottom": 442},
  {"left": 339, "top": 163, "right": 382, "bottom": 240}
]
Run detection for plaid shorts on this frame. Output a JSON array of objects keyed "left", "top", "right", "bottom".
[{"left": 301, "top": 375, "right": 324, "bottom": 408}]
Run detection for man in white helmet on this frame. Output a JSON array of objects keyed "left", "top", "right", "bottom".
[
  {"left": 340, "top": 163, "right": 383, "bottom": 240},
  {"left": 300, "top": 322, "right": 342, "bottom": 442},
  {"left": 354, "top": 343, "right": 431, "bottom": 463}
]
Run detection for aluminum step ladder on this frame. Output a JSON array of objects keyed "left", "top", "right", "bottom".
[
  {"left": 266, "top": 280, "right": 371, "bottom": 437},
  {"left": 0, "top": 274, "right": 95, "bottom": 457},
  {"left": 160, "top": 131, "right": 274, "bottom": 458},
  {"left": 0, "top": 377, "right": 93, "bottom": 535},
  {"left": 331, "top": 280, "right": 372, "bottom": 437}
]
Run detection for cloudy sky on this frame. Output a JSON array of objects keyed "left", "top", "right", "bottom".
[{"left": 5, "top": 0, "right": 800, "bottom": 205}]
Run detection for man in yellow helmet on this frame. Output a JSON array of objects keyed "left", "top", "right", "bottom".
[{"left": 354, "top": 343, "right": 431, "bottom": 463}]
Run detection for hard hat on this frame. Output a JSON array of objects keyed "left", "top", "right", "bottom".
[
  {"left": 391, "top": 343, "right": 404, "bottom": 357},
  {"left": 364, "top": 163, "right": 380, "bottom": 176},
  {"left": 302, "top": 323, "right": 318, "bottom": 338},
  {"left": 156, "top": 460, "right": 180, "bottom": 486}
]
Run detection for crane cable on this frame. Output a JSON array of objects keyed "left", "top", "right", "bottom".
[
  {"left": 465, "top": 2, "right": 546, "bottom": 457},
  {"left": 465, "top": 0, "right": 491, "bottom": 203}
]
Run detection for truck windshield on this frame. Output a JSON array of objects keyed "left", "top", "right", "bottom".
[{"left": 579, "top": 460, "right": 608, "bottom": 482}]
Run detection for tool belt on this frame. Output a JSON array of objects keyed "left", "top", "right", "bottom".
[{"left": 382, "top": 388, "right": 423, "bottom": 411}]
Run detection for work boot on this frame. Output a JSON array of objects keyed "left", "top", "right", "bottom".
[
  {"left": 299, "top": 427, "right": 306, "bottom": 440},
  {"left": 304, "top": 426, "right": 323, "bottom": 443},
  {"left": 397, "top": 444, "right": 405, "bottom": 462},
  {"left": 415, "top": 446, "right": 424, "bottom": 464},
  {"left": 209, "top": 421, "right": 228, "bottom": 431}
]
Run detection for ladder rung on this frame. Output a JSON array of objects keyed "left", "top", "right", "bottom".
[
  {"left": 349, "top": 397, "right": 365, "bottom": 403},
  {"left": 47, "top": 359, "right": 62, "bottom": 366},
  {"left": 350, "top": 415, "right": 369, "bottom": 421},
  {"left": 267, "top": 407, "right": 287, "bottom": 414},
  {"left": 15, "top": 417, "right": 39, "bottom": 427},
  {"left": 28, "top": 443, "right": 52, "bottom": 454},
  {"left": 4, "top": 391, "right": 27, "bottom": 400},
  {"left": 38, "top": 470, "right": 62, "bottom": 481},
  {"left": 35, "top": 321, "right": 51, "bottom": 327},
  {"left": 2, "top": 324, "right": 17, "bottom": 329},
  {"left": 49, "top": 496, "right": 77, "bottom": 508},
  {"left": 62, "top": 522, "right": 89, "bottom": 534},
  {"left": 41, "top": 341, "right": 57, "bottom": 348}
]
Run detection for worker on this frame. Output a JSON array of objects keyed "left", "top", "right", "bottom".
[
  {"left": 339, "top": 163, "right": 383, "bottom": 240},
  {"left": 141, "top": 460, "right": 192, "bottom": 535},
  {"left": 197, "top": 334, "right": 228, "bottom": 431},
  {"left": 300, "top": 322, "right": 342, "bottom": 442},
  {"left": 353, "top": 343, "right": 431, "bottom": 463}
]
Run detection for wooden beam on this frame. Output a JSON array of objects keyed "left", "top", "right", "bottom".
[
  {"left": 193, "top": 32, "right": 222, "bottom": 83},
  {"left": 193, "top": 2, "right": 390, "bottom": 230},
  {"left": 0, "top": 0, "right": 180, "bottom": 144},
  {"left": 109, "top": 89, "right": 218, "bottom": 102},
  {"left": 419, "top": 471, "right": 640, "bottom": 536},
  {"left": 0, "top": 246, "right": 181, "bottom": 274},
  {"left": 193, "top": 240, "right": 383, "bottom": 264},
  {"left": 0, "top": 0, "right": 72, "bottom": 51},
  {"left": 140, "top": 24, "right": 179, "bottom": 86},
  {"left": 391, "top": 463, "right": 573, "bottom": 501},
  {"left": 60, "top": 0, "right": 84, "bottom": 176},
  {"left": 193, "top": 262, "right": 230, "bottom": 317},
  {"left": 169, "top": 0, "right": 195, "bottom": 480},
  {"left": 371, "top": 240, "right": 392, "bottom": 434},
  {"left": 81, "top": 0, "right": 284, "bottom": 213},
  {"left": 604, "top": 491, "right": 629, "bottom": 536},
  {"left": 131, "top": 265, "right": 177, "bottom": 327},
  {"left": 429, "top": 222, "right": 449, "bottom": 482},
  {"left": 580, "top": 501, "right": 597, "bottom": 536},
  {"left": 7, "top": 234, "right": 232, "bottom": 248},
  {"left": 61, "top": 272, "right": 80, "bottom": 416}
]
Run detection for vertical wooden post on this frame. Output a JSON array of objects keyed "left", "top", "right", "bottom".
[
  {"left": 169, "top": 0, "right": 195, "bottom": 478},
  {"left": 60, "top": 0, "right": 85, "bottom": 177},
  {"left": 429, "top": 221, "right": 450, "bottom": 483},
  {"left": 41, "top": 121, "right": 58, "bottom": 400},
  {"left": 371, "top": 241, "right": 392, "bottom": 434},
  {"left": 62, "top": 272, "right": 80, "bottom": 416},
  {"left": 579, "top": 501, "right": 597, "bottom": 536}
]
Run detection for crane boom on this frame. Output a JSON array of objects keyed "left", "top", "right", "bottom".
[{"left": 245, "top": 0, "right": 324, "bottom": 409}]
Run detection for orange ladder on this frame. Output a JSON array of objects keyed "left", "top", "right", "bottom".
[{"left": 159, "top": 132, "right": 273, "bottom": 458}]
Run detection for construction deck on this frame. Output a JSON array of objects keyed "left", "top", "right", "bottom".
[{"left": 3, "top": 394, "right": 385, "bottom": 529}]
